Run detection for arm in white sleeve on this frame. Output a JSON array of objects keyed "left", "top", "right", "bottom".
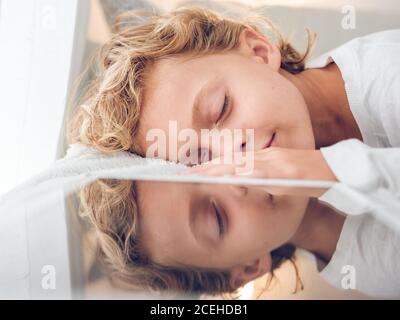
[
  {"left": 317, "top": 139, "right": 400, "bottom": 222},
  {"left": 319, "top": 138, "right": 400, "bottom": 196}
]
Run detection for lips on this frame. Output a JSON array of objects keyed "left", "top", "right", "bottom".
[{"left": 264, "top": 132, "right": 276, "bottom": 149}]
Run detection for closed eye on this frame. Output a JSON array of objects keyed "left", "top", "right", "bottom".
[
  {"left": 215, "top": 93, "right": 230, "bottom": 124},
  {"left": 212, "top": 200, "right": 225, "bottom": 237}
]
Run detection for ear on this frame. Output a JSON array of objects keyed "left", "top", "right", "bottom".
[
  {"left": 236, "top": 27, "right": 281, "bottom": 71},
  {"left": 229, "top": 254, "right": 272, "bottom": 290}
]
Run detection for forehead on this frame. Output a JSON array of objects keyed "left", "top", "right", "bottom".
[
  {"left": 143, "top": 55, "right": 210, "bottom": 107},
  {"left": 136, "top": 181, "right": 194, "bottom": 265},
  {"left": 137, "top": 53, "right": 233, "bottom": 152},
  {"left": 145, "top": 54, "right": 220, "bottom": 91}
]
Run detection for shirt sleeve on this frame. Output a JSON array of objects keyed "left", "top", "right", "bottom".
[
  {"left": 319, "top": 138, "right": 400, "bottom": 196},
  {"left": 317, "top": 139, "right": 400, "bottom": 222}
]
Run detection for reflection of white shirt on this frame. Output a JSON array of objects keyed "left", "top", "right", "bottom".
[
  {"left": 318, "top": 213, "right": 400, "bottom": 298},
  {"left": 306, "top": 29, "right": 400, "bottom": 298}
]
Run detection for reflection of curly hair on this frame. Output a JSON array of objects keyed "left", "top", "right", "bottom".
[
  {"left": 79, "top": 179, "right": 303, "bottom": 297},
  {"left": 67, "top": 5, "right": 316, "bottom": 154},
  {"left": 71, "top": 5, "right": 310, "bottom": 297}
]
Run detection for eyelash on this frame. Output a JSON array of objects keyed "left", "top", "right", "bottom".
[
  {"left": 195, "top": 94, "right": 230, "bottom": 164},
  {"left": 216, "top": 93, "right": 230, "bottom": 124},
  {"left": 212, "top": 201, "right": 225, "bottom": 236}
]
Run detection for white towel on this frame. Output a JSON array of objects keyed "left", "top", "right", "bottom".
[
  {"left": 28, "top": 143, "right": 186, "bottom": 185},
  {"left": 0, "top": 143, "right": 186, "bottom": 210}
]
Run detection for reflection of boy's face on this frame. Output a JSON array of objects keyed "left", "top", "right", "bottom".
[{"left": 137, "top": 181, "right": 309, "bottom": 274}]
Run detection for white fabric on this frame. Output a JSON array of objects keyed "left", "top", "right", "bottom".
[
  {"left": 0, "top": 144, "right": 187, "bottom": 211},
  {"left": 319, "top": 213, "right": 400, "bottom": 298},
  {"left": 306, "top": 29, "right": 400, "bottom": 297}
]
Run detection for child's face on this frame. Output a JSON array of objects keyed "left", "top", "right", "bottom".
[
  {"left": 137, "top": 181, "right": 309, "bottom": 275},
  {"left": 137, "top": 30, "right": 315, "bottom": 162}
]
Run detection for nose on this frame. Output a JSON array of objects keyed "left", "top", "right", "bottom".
[{"left": 206, "top": 129, "right": 255, "bottom": 160}]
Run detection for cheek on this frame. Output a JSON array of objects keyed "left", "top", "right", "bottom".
[
  {"left": 266, "top": 80, "right": 305, "bottom": 120},
  {"left": 227, "top": 197, "right": 308, "bottom": 251},
  {"left": 230, "top": 75, "right": 300, "bottom": 130},
  {"left": 267, "top": 196, "right": 309, "bottom": 244},
  {"left": 227, "top": 202, "right": 278, "bottom": 253}
]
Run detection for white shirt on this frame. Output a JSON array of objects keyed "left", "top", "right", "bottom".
[{"left": 305, "top": 29, "right": 400, "bottom": 298}]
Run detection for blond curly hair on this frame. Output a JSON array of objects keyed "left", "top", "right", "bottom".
[{"left": 68, "top": 5, "right": 315, "bottom": 154}]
